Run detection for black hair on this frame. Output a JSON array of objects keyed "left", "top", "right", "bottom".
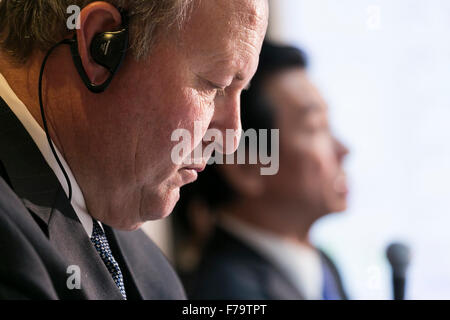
[{"left": 241, "top": 40, "right": 308, "bottom": 133}]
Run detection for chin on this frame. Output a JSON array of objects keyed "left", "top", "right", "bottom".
[
  {"left": 330, "top": 197, "right": 348, "bottom": 213},
  {"left": 143, "top": 186, "right": 181, "bottom": 221},
  {"left": 119, "top": 222, "right": 145, "bottom": 232},
  {"left": 106, "top": 187, "right": 181, "bottom": 230},
  {"left": 104, "top": 217, "right": 145, "bottom": 231}
]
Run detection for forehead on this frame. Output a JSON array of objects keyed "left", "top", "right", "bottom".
[
  {"left": 264, "top": 68, "right": 328, "bottom": 121},
  {"left": 180, "top": 0, "right": 268, "bottom": 80}
]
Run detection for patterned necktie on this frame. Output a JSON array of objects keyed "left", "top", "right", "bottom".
[{"left": 90, "top": 220, "right": 127, "bottom": 300}]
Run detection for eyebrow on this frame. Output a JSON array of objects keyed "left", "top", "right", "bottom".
[
  {"left": 235, "top": 73, "right": 245, "bottom": 81},
  {"left": 207, "top": 79, "right": 226, "bottom": 90},
  {"left": 234, "top": 73, "right": 252, "bottom": 91},
  {"left": 200, "top": 72, "right": 251, "bottom": 91},
  {"left": 297, "top": 103, "right": 327, "bottom": 116}
]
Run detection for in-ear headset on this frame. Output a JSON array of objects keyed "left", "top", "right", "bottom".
[
  {"left": 68, "top": 9, "right": 129, "bottom": 93},
  {"left": 38, "top": 8, "right": 129, "bottom": 201}
]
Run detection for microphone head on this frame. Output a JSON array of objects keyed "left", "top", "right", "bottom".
[{"left": 386, "top": 242, "right": 411, "bottom": 277}]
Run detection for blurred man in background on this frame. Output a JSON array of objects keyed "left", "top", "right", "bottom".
[{"left": 174, "top": 41, "right": 350, "bottom": 300}]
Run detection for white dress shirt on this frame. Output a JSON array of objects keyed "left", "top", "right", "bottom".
[
  {"left": 220, "top": 214, "right": 324, "bottom": 300},
  {"left": 0, "top": 72, "right": 97, "bottom": 237}
]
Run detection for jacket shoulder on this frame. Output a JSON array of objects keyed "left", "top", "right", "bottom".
[{"left": 0, "top": 178, "right": 60, "bottom": 299}]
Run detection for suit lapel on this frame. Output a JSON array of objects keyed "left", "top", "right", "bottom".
[
  {"left": 0, "top": 97, "right": 60, "bottom": 210},
  {"left": 0, "top": 97, "right": 123, "bottom": 300},
  {"left": 47, "top": 193, "right": 124, "bottom": 300}
]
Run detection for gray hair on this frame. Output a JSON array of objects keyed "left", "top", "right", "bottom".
[{"left": 0, "top": 0, "right": 194, "bottom": 63}]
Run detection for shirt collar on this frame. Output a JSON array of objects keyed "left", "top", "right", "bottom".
[{"left": 0, "top": 72, "right": 96, "bottom": 237}]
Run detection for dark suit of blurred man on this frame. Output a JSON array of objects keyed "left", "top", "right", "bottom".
[{"left": 176, "top": 41, "right": 349, "bottom": 300}]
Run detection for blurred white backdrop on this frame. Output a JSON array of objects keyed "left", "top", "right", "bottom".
[{"left": 269, "top": 0, "right": 450, "bottom": 299}]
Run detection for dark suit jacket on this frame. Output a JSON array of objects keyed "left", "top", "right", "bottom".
[
  {"left": 0, "top": 97, "right": 186, "bottom": 300},
  {"left": 190, "top": 226, "right": 347, "bottom": 300}
]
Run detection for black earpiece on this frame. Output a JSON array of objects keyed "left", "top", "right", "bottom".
[{"left": 69, "top": 10, "right": 129, "bottom": 93}]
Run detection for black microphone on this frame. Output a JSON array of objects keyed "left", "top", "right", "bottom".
[{"left": 386, "top": 242, "right": 411, "bottom": 300}]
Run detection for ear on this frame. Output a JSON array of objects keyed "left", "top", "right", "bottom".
[
  {"left": 76, "top": 2, "right": 122, "bottom": 84},
  {"left": 219, "top": 163, "right": 265, "bottom": 198}
]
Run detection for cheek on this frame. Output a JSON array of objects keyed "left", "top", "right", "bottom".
[
  {"left": 178, "top": 89, "right": 215, "bottom": 148},
  {"left": 135, "top": 88, "right": 214, "bottom": 180},
  {"left": 282, "top": 138, "right": 334, "bottom": 190},
  {"left": 300, "top": 143, "right": 344, "bottom": 206},
  {"left": 129, "top": 89, "right": 190, "bottom": 182}
]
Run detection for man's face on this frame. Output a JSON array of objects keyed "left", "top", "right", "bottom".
[
  {"left": 264, "top": 68, "right": 349, "bottom": 220},
  {"left": 73, "top": 0, "right": 268, "bottom": 230}
]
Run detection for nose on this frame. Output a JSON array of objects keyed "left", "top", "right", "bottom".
[
  {"left": 334, "top": 136, "right": 350, "bottom": 162},
  {"left": 209, "top": 94, "right": 242, "bottom": 155}
]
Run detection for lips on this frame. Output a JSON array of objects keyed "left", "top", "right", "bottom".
[
  {"left": 178, "top": 162, "right": 206, "bottom": 185},
  {"left": 334, "top": 173, "right": 349, "bottom": 195},
  {"left": 185, "top": 165, "right": 206, "bottom": 173},
  {"left": 182, "top": 160, "right": 207, "bottom": 173},
  {"left": 179, "top": 168, "right": 199, "bottom": 185}
]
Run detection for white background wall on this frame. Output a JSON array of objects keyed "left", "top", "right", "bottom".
[{"left": 269, "top": 0, "right": 450, "bottom": 299}]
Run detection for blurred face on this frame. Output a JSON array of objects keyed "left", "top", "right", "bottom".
[
  {"left": 264, "top": 68, "right": 349, "bottom": 219},
  {"left": 70, "top": 0, "right": 268, "bottom": 229}
]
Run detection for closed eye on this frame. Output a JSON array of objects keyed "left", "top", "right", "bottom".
[
  {"left": 216, "top": 88, "right": 226, "bottom": 97},
  {"left": 204, "top": 79, "right": 226, "bottom": 97}
]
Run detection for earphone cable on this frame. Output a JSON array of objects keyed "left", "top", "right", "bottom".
[{"left": 38, "top": 39, "right": 73, "bottom": 202}]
